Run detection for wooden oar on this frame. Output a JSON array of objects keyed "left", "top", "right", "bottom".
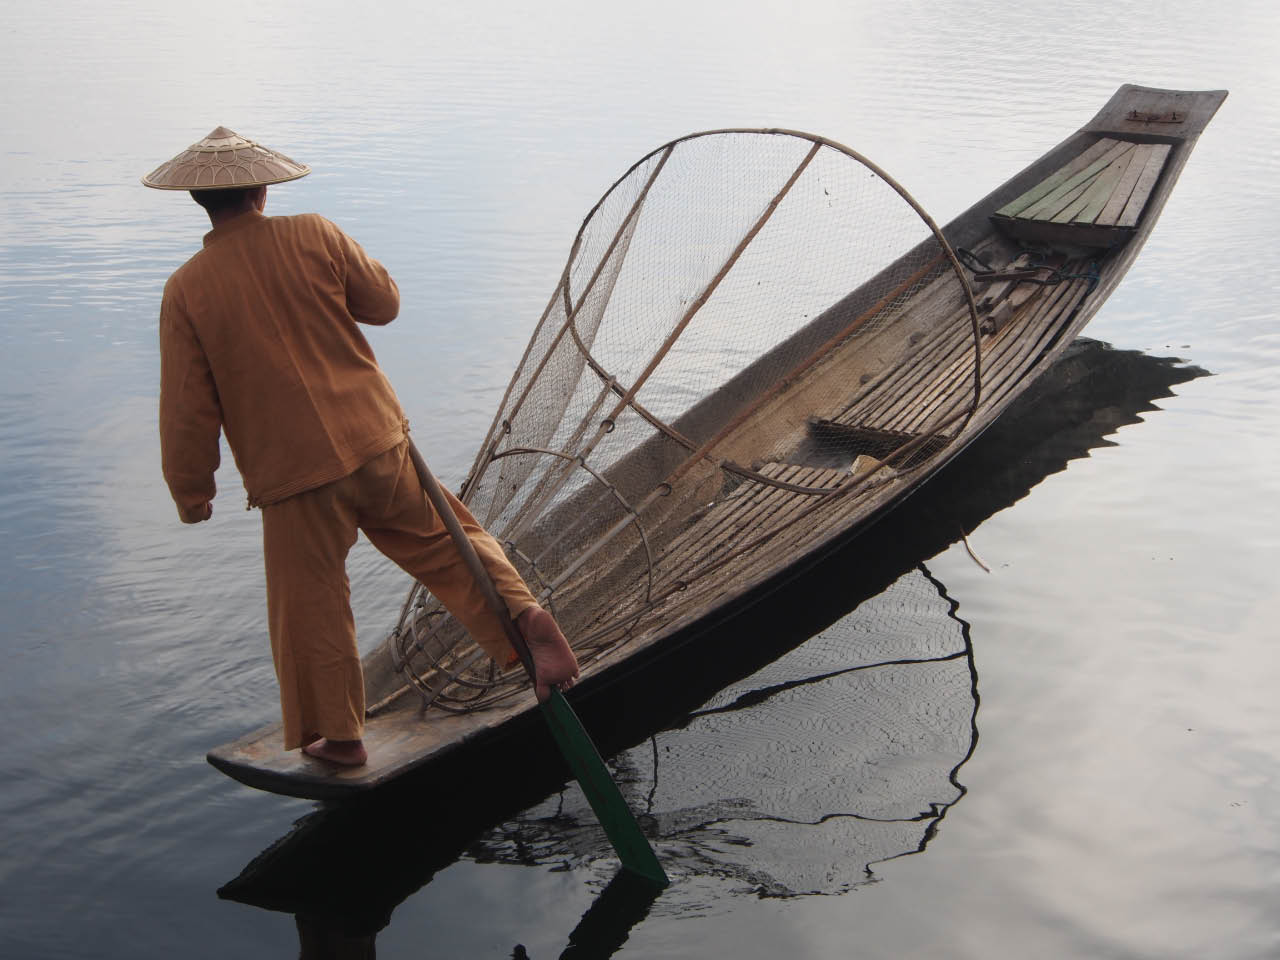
[{"left": 405, "top": 440, "right": 669, "bottom": 888}]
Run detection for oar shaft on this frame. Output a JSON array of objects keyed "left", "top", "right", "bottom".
[
  {"left": 405, "top": 440, "right": 535, "bottom": 674},
  {"left": 404, "top": 439, "right": 668, "bottom": 887}
]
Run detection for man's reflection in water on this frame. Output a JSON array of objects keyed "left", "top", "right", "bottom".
[
  {"left": 296, "top": 912, "right": 377, "bottom": 959},
  {"left": 294, "top": 866, "right": 660, "bottom": 959}
]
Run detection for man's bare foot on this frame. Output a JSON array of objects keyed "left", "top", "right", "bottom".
[
  {"left": 516, "top": 606, "right": 580, "bottom": 702},
  {"left": 302, "top": 737, "right": 368, "bottom": 766}
]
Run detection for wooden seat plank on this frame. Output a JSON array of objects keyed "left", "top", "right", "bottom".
[
  {"left": 995, "top": 137, "right": 1118, "bottom": 217},
  {"left": 1019, "top": 176, "right": 1095, "bottom": 223},
  {"left": 1117, "top": 143, "right": 1172, "bottom": 228},
  {"left": 1095, "top": 143, "right": 1154, "bottom": 225},
  {"left": 1052, "top": 184, "right": 1103, "bottom": 224},
  {"left": 1063, "top": 154, "right": 1131, "bottom": 224},
  {"left": 1015, "top": 141, "right": 1134, "bottom": 221}
]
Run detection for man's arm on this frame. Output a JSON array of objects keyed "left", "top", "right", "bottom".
[
  {"left": 159, "top": 288, "right": 222, "bottom": 523},
  {"left": 331, "top": 221, "right": 400, "bottom": 326}
]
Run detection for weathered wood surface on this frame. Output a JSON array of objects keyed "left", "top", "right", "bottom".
[
  {"left": 1083, "top": 84, "right": 1227, "bottom": 142},
  {"left": 1096, "top": 143, "right": 1152, "bottom": 225},
  {"left": 991, "top": 137, "right": 1164, "bottom": 247},
  {"left": 1014, "top": 140, "right": 1134, "bottom": 221},
  {"left": 1117, "top": 143, "right": 1172, "bottom": 229},
  {"left": 995, "top": 138, "right": 1118, "bottom": 218}
]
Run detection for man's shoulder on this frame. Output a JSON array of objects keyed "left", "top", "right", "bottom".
[
  {"left": 164, "top": 249, "right": 206, "bottom": 302},
  {"left": 271, "top": 212, "right": 342, "bottom": 236}
]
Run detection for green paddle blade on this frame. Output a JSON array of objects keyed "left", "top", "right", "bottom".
[{"left": 540, "top": 690, "right": 669, "bottom": 888}]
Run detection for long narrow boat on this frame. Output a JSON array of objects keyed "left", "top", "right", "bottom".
[
  {"left": 209, "top": 84, "right": 1225, "bottom": 800},
  {"left": 218, "top": 337, "right": 1206, "bottom": 927}
]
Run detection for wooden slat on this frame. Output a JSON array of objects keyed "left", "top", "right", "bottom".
[
  {"left": 1021, "top": 176, "right": 1093, "bottom": 222},
  {"left": 1117, "top": 143, "right": 1172, "bottom": 228},
  {"left": 1060, "top": 153, "right": 1130, "bottom": 224},
  {"left": 831, "top": 281, "right": 971, "bottom": 424},
  {"left": 845, "top": 314, "right": 971, "bottom": 425},
  {"left": 668, "top": 468, "right": 818, "bottom": 579},
  {"left": 665, "top": 465, "right": 848, "bottom": 598},
  {"left": 912, "top": 286, "right": 1068, "bottom": 436},
  {"left": 977, "top": 281, "right": 1092, "bottom": 414},
  {"left": 1016, "top": 140, "right": 1134, "bottom": 221},
  {"left": 852, "top": 312, "right": 973, "bottom": 427},
  {"left": 879, "top": 324, "right": 982, "bottom": 433},
  {"left": 656, "top": 465, "right": 807, "bottom": 578},
  {"left": 1095, "top": 143, "right": 1154, "bottom": 226},
  {"left": 1051, "top": 185, "right": 1102, "bottom": 224},
  {"left": 896, "top": 274, "right": 1080, "bottom": 434},
  {"left": 995, "top": 138, "right": 1118, "bottom": 217}
]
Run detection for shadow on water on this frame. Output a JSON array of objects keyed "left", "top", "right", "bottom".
[{"left": 218, "top": 339, "right": 1205, "bottom": 957}]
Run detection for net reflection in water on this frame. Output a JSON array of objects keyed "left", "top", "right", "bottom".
[{"left": 469, "top": 563, "right": 977, "bottom": 897}]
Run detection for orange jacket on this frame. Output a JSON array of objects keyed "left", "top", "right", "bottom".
[{"left": 159, "top": 210, "right": 405, "bottom": 520}]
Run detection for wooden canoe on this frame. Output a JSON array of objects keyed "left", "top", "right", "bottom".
[
  {"left": 217, "top": 337, "right": 1206, "bottom": 922},
  {"left": 209, "top": 84, "right": 1225, "bottom": 800}
]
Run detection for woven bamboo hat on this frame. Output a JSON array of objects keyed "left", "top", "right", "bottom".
[{"left": 141, "top": 127, "right": 310, "bottom": 190}]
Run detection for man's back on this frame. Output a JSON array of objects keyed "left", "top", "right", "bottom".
[{"left": 159, "top": 210, "right": 405, "bottom": 514}]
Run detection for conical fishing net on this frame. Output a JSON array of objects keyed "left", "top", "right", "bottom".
[{"left": 387, "top": 130, "right": 980, "bottom": 710}]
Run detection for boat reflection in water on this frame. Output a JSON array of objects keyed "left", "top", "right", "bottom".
[
  {"left": 476, "top": 560, "right": 976, "bottom": 900},
  {"left": 219, "top": 340, "right": 1204, "bottom": 957}
]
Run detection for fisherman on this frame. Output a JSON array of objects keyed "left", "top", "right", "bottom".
[{"left": 144, "top": 128, "right": 579, "bottom": 767}]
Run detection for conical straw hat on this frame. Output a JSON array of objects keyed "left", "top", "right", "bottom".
[{"left": 141, "top": 127, "right": 311, "bottom": 190}]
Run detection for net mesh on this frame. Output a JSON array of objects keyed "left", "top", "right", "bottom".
[{"left": 389, "top": 130, "right": 980, "bottom": 710}]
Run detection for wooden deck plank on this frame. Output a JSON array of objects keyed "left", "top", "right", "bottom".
[
  {"left": 908, "top": 309, "right": 1058, "bottom": 436},
  {"left": 971, "top": 275, "right": 1090, "bottom": 406},
  {"left": 857, "top": 340, "right": 970, "bottom": 433},
  {"left": 1051, "top": 186, "right": 1102, "bottom": 224},
  {"left": 1096, "top": 143, "right": 1154, "bottom": 225},
  {"left": 663, "top": 464, "right": 805, "bottom": 560},
  {"left": 1055, "top": 156, "right": 1124, "bottom": 224},
  {"left": 995, "top": 137, "right": 1118, "bottom": 217},
  {"left": 879, "top": 330, "right": 979, "bottom": 433},
  {"left": 1017, "top": 141, "right": 1134, "bottom": 221},
  {"left": 869, "top": 300, "right": 1011, "bottom": 434},
  {"left": 875, "top": 343, "right": 975, "bottom": 434},
  {"left": 1021, "top": 176, "right": 1096, "bottom": 223},
  {"left": 1117, "top": 143, "right": 1172, "bottom": 228},
  {"left": 845, "top": 295, "right": 977, "bottom": 421},
  {"left": 1070, "top": 153, "right": 1134, "bottom": 224},
  {"left": 660, "top": 465, "right": 848, "bottom": 601}
]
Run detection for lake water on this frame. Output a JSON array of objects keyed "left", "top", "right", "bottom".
[{"left": 2, "top": 1, "right": 1278, "bottom": 957}]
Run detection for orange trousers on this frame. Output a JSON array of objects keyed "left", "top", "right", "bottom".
[{"left": 261, "top": 440, "right": 537, "bottom": 749}]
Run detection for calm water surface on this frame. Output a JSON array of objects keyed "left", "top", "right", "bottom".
[{"left": 2, "top": 1, "right": 1278, "bottom": 957}]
